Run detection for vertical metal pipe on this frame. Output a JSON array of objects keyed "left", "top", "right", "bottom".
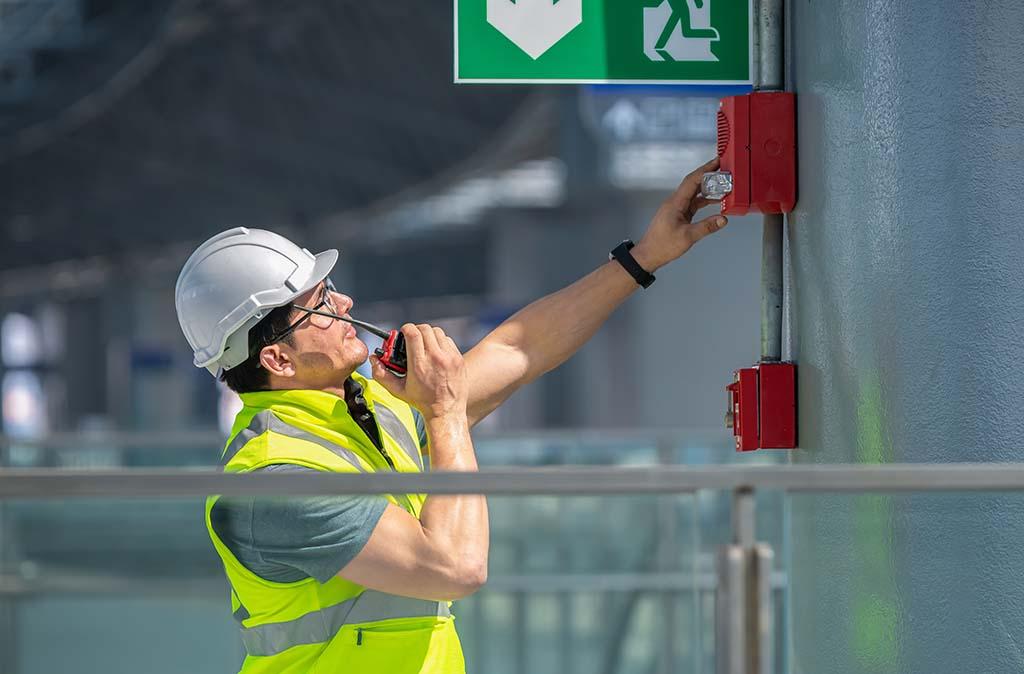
[
  {"left": 755, "top": 0, "right": 786, "bottom": 363},
  {"left": 760, "top": 215, "right": 785, "bottom": 362},
  {"left": 756, "top": 0, "right": 785, "bottom": 91}
]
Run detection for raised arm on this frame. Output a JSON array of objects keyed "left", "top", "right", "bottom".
[{"left": 463, "top": 158, "right": 728, "bottom": 427}]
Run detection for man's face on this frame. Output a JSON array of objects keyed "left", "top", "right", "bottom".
[{"left": 277, "top": 280, "right": 368, "bottom": 387}]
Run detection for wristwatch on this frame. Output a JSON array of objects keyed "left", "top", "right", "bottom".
[{"left": 609, "top": 240, "right": 656, "bottom": 289}]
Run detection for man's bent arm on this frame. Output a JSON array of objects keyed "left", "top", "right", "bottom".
[
  {"left": 339, "top": 324, "right": 489, "bottom": 602},
  {"left": 464, "top": 158, "right": 729, "bottom": 427},
  {"left": 337, "top": 414, "right": 488, "bottom": 601}
]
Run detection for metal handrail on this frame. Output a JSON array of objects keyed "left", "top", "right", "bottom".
[
  {"left": 0, "top": 426, "right": 728, "bottom": 450},
  {"left": 3, "top": 463, "right": 1024, "bottom": 498},
  {"left": 0, "top": 570, "right": 789, "bottom": 597}
]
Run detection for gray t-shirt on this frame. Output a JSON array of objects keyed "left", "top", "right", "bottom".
[{"left": 210, "top": 409, "right": 428, "bottom": 584}]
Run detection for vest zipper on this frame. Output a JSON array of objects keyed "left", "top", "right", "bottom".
[
  {"left": 352, "top": 421, "right": 395, "bottom": 472},
  {"left": 377, "top": 445, "right": 397, "bottom": 471},
  {"left": 356, "top": 628, "right": 363, "bottom": 646}
]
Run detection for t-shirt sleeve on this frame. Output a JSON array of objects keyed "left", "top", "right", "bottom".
[
  {"left": 249, "top": 465, "right": 389, "bottom": 584},
  {"left": 412, "top": 408, "right": 428, "bottom": 450}
]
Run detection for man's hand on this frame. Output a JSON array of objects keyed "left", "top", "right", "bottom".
[
  {"left": 631, "top": 157, "right": 729, "bottom": 272},
  {"left": 371, "top": 323, "right": 468, "bottom": 421}
]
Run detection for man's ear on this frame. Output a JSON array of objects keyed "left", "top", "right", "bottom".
[{"left": 258, "top": 344, "right": 296, "bottom": 378}]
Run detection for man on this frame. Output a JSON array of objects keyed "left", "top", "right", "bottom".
[{"left": 174, "top": 158, "right": 727, "bottom": 673}]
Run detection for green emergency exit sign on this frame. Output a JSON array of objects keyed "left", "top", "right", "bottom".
[{"left": 455, "top": 0, "right": 753, "bottom": 84}]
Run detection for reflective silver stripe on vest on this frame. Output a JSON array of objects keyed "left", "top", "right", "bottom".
[
  {"left": 239, "top": 591, "right": 450, "bottom": 657},
  {"left": 374, "top": 403, "right": 422, "bottom": 470},
  {"left": 220, "top": 411, "right": 366, "bottom": 472},
  {"left": 232, "top": 601, "right": 251, "bottom": 624}
]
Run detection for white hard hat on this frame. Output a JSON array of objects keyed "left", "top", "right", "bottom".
[{"left": 175, "top": 227, "right": 338, "bottom": 376}]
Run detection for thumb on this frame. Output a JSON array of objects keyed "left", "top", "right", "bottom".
[
  {"left": 687, "top": 214, "right": 728, "bottom": 244},
  {"left": 370, "top": 356, "right": 405, "bottom": 396}
]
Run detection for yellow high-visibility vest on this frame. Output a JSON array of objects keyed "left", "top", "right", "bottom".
[{"left": 205, "top": 373, "right": 465, "bottom": 673}]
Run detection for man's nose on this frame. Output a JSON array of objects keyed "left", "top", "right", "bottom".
[{"left": 331, "top": 291, "right": 354, "bottom": 315}]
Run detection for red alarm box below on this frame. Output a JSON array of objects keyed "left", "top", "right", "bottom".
[
  {"left": 726, "top": 362, "right": 797, "bottom": 451},
  {"left": 717, "top": 92, "right": 796, "bottom": 215}
]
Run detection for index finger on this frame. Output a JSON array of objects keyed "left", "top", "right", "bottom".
[
  {"left": 417, "top": 323, "right": 440, "bottom": 354},
  {"left": 669, "top": 157, "right": 720, "bottom": 209},
  {"left": 401, "top": 323, "right": 425, "bottom": 363}
]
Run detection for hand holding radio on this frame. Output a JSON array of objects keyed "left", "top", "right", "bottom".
[{"left": 371, "top": 323, "right": 467, "bottom": 421}]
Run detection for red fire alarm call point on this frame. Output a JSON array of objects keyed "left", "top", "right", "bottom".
[{"left": 725, "top": 362, "right": 797, "bottom": 452}]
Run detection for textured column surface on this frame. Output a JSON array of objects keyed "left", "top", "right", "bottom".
[{"left": 788, "top": 1, "right": 1024, "bottom": 673}]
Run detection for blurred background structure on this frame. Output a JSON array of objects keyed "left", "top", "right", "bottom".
[
  {"left": 0, "top": 1, "right": 773, "bottom": 672},
  {"left": 4, "top": 1, "right": 1023, "bottom": 673}
]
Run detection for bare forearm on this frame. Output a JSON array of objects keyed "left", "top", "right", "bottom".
[
  {"left": 418, "top": 415, "right": 489, "bottom": 590},
  {"left": 465, "top": 259, "right": 643, "bottom": 424},
  {"left": 492, "top": 259, "right": 642, "bottom": 373}
]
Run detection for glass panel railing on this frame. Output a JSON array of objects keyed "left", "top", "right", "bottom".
[
  {"left": 0, "top": 494, "right": 744, "bottom": 674},
  {"left": 0, "top": 429, "right": 790, "bottom": 674}
]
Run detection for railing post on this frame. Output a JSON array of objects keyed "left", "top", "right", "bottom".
[
  {"left": 0, "top": 433, "right": 15, "bottom": 674},
  {"left": 656, "top": 435, "right": 678, "bottom": 674},
  {"left": 716, "top": 544, "right": 747, "bottom": 674},
  {"left": 717, "top": 487, "right": 774, "bottom": 674},
  {"left": 732, "top": 487, "right": 756, "bottom": 548}
]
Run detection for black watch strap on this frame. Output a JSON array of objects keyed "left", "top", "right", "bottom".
[{"left": 609, "top": 240, "right": 656, "bottom": 289}]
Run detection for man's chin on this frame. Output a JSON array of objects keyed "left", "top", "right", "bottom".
[
  {"left": 337, "top": 342, "right": 370, "bottom": 375},
  {"left": 349, "top": 339, "right": 370, "bottom": 361}
]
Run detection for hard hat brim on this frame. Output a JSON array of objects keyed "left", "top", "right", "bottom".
[{"left": 300, "top": 249, "right": 339, "bottom": 298}]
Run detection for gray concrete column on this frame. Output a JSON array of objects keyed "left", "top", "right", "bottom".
[{"left": 788, "top": 1, "right": 1024, "bottom": 672}]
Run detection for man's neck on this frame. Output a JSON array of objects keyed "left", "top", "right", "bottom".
[
  {"left": 266, "top": 370, "right": 359, "bottom": 400},
  {"left": 320, "top": 384, "right": 347, "bottom": 399}
]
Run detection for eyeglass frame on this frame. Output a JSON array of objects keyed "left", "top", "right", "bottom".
[{"left": 249, "top": 278, "right": 339, "bottom": 360}]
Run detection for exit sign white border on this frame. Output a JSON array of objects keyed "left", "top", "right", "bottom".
[{"left": 454, "top": 0, "right": 754, "bottom": 85}]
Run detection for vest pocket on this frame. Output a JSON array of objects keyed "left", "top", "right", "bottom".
[{"left": 315, "top": 618, "right": 464, "bottom": 674}]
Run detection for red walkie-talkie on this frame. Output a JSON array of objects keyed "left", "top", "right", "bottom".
[{"left": 372, "top": 329, "right": 407, "bottom": 377}]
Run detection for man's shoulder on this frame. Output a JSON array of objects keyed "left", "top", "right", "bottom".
[{"left": 210, "top": 463, "right": 388, "bottom": 584}]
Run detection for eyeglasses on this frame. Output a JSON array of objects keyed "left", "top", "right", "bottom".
[{"left": 251, "top": 278, "right": 340, "bottom": 358}]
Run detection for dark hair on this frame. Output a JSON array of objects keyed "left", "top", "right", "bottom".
[{"left": 220, "top": 304, "right": 296, "bottom": 394}]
